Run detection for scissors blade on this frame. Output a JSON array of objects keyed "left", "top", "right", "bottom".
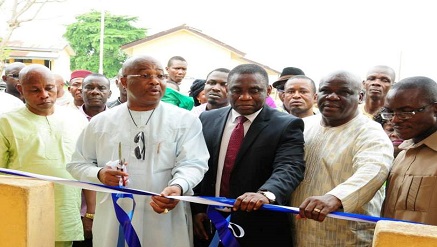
[
  {"left": 117, "top": 142, "right": 126, "bottom": 186},
  {"left": 118, "top": 142, "right": 122, "bottom": 161}
]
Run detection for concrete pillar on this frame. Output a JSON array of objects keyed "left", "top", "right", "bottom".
[
  {"left": 373, "top": 220, "right": 437, "bottom": 247},
  {"left": 0, "top": 175, "right": 55, "bottom": 247}
]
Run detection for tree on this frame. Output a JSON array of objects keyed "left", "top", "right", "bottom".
[
  {"left": 64, "top": 10, "right": 146, "bottom": 78},
  {"left": 0, "top": 0, "right": 64, "bottom": 73}
]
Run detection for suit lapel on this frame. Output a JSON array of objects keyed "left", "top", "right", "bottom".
[
  {"left": 210, "top": 107, "right": 231, "bottom": 169},
  {"left": 235, "top": 107, "right": 270, "bottom": 164}
]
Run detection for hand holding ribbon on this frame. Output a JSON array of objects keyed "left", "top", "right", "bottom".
[
  {"left": 233, "top": 192, "right": 269, "bottom": 212},
  {"left": 150, "top": 186, "right": 181, "bottom": 214},
  {"left": 298, "top": 194, "right": 343, "bottom": 222}
]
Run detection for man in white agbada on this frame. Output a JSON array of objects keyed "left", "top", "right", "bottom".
[
  {"left": 67, "top": 55, "right": 209, "bottom": 247},
  {"left": 0, "top": 91, "right": 24, "bottom": 115}
]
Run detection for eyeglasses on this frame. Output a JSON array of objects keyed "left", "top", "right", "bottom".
[
  {"left": 124, "top": 74, "right": 167, "bottom": 81},
  {"left": 134, "top": 131, "right": 145, "bottom": 160},
  {"left": 6, "top": 74, "right": 19, "bottom": 79},
  {"left": 381, "top": 102, "right": 435, "bottom": 120}
]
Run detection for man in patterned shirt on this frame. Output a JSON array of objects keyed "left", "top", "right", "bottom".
[{"left": 291, "top": 70, "right": 393, "bottom": 246}]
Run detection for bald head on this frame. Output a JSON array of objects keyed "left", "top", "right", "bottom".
[
  {"left": 363, "top": 65, "right": 396, "bottom": 111},
  {"left": 366, "top": 65, "right": 396, "bottom": 83},
  {"left": 53, "top": 74, "right": 66, "bottom": 95},
  {"left": 320, "top": 70, "right": 362, "bottom": 93},
  {"left": 54, "top": 74, "right": 65, "bottom": 85},
  {"left": 389, "top": 76, "right": 437, "bottom": 103},
  {"left": 122, "top": 55, "right": 163, "bottom": 76},
  {"left": 120, "top": 55, "right": 166, "bottom": 111},
  {"left": 17, "top": 65, "right": 57, "bottom": 116},
  {"left": 5, "top": 62, "right": 26, "bottom": 73},
  {"left": 2, "top": 62, "right": 26, "bottom": 100},
  {"left": 318, "top": 70, "right": 364, "bottom": 127},
  {"left": 19, "top": 65, "right": 54, "bottom": 85}
]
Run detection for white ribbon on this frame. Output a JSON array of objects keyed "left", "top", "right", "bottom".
[{"left": 0, "top": 168, "right": 404, "bottom": 225}]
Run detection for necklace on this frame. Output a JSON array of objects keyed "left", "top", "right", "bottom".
[{"left": 127, "top": 107, "right": 156, "bottom": 128}]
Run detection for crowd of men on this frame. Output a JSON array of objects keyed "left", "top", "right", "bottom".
[{"left": 0, "top": 56, "right": 436, "bottom": 247}]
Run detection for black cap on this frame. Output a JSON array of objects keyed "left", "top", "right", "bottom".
[{"left": 272, "top": 67, "right": 305, "bottom": 90}]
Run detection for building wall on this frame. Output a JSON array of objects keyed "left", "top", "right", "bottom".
[
  {"left": 7, "top": 58, "right": 39, "bottom": 65},
  {"left": 123, "top": 30, "right": 283, "bottom": 94},
  {"left": 124, "top": 30, "right": 250, "bottom": 79},
  {"left": 51, "top": 48, "right": 73, "bottom": 80},
  {"left": 6, "top": 46, "right": 72, "bottom": 81}
]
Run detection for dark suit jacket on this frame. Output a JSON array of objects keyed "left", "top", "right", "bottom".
[{"left": 193, "top": 106, "right": 305, "bottom": 247}]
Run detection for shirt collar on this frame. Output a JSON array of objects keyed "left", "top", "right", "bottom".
[
  {"left": 399, "top": 130, "right": 437, "bottom": 152},
  {"left": 79, "top": 105, "right": 92, "bottom": 121},
  {"left": 79, "top": 104, "right": 107, "bottom": 121},
  {"left": 229, "top": 107, "right": 263, "bottom": 124}
]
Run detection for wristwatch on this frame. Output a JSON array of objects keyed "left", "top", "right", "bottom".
[{"left": 258, "top": 190, "right": 276, "bottom": 204}]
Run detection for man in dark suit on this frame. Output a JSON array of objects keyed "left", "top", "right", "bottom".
[{"left": 192, "top": 64, "right": 305, "bottom": 246}]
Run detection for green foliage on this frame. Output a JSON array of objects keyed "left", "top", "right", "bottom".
[{"left": 64, "top": 10, "right": 146, "bottom": 78}]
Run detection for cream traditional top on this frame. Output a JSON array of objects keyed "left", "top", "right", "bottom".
[{"left": 292, "top": 114, "right": 393, "bottom": 246}]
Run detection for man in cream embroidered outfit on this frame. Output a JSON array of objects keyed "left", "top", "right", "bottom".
[
  {"left": 67, "top": 55, "right": 209, "bottom": 247},
  {"left": 291, "top": 70, "right": 393, "bottom": 246}
]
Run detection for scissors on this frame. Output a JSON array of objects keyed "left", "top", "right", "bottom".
[{"left": 117, "top": 142, "right": 126, "bottom": 187}]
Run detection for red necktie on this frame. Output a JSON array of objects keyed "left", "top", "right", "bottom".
[{"left": 220, "top": 116, "right": 247, "bottom": 197}]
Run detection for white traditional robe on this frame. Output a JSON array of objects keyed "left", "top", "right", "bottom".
[
  {"left": 67, "top": 102, "right": 209, "bottom": 247},
  {"left": 0, "top": 92, "right": 23, "bottom": 115}
]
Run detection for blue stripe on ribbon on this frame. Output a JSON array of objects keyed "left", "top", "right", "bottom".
[
  {"left": 111, "top": 193, "right": 141, "bottom": 247},
  {"left": 0, "top": 168, "right": 422, "bottom": 247},
  {"left": 201, "top": 196, "right": 417, "bottom": 224},
  {"left": 207, "top": 206, "right": 240, "bottom": 247},
  {"left": 259, "top": 203, "right": 418, "bottom": 224}
]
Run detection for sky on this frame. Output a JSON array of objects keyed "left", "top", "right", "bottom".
[{"left": 2, "top": 0, "right": 437, "bottom": 83}]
